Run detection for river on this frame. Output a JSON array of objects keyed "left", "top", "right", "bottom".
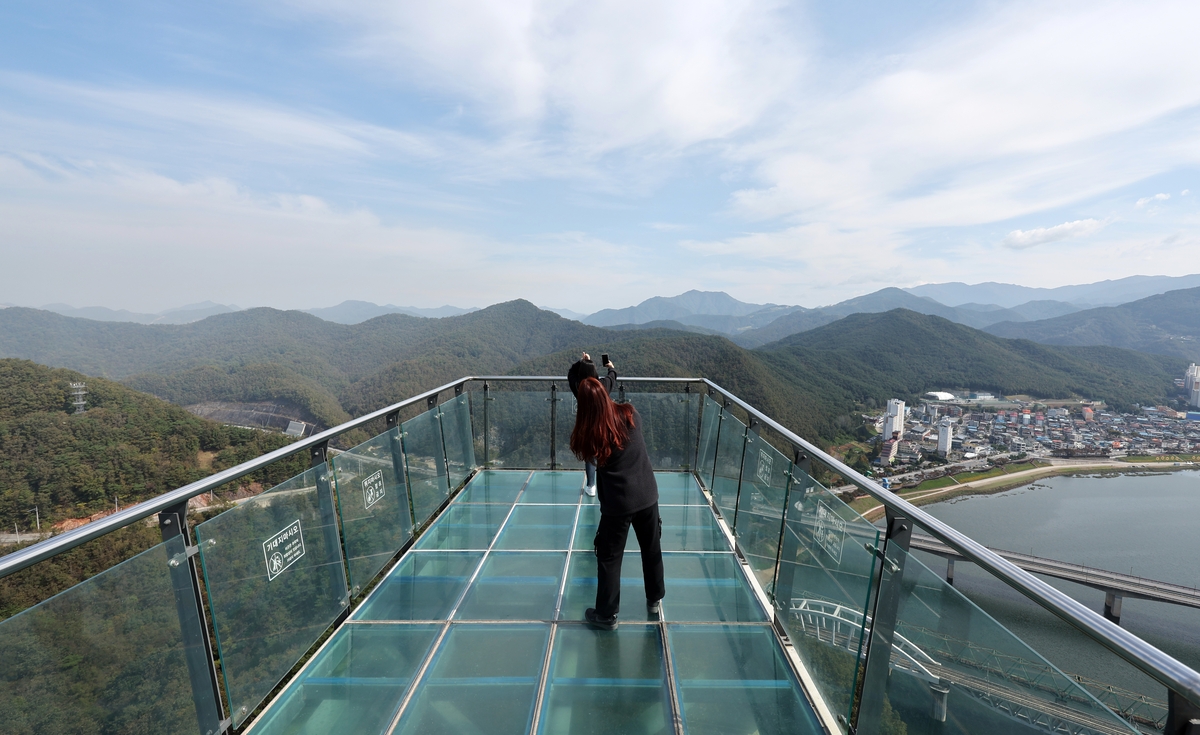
[{"left": 914, "top": 468, "right": 1200, "bottom": 705}]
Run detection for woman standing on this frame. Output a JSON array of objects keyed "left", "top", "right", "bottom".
[{"left": 570, "top": 375, "right": 665, "bottom": 630}]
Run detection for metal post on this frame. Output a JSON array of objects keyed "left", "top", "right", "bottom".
[
  {"left": 483, "top": 382, "right": 491, "bottom": 468},
  {"left": 854, "top": 512, "right": 913, "bottom": 733},
  {"left": 769, "top": 450, "right": 804, "bottom": 605},
  {"left": 706, "top": 399, "right": 726, "bottom": 492},
  {"left": 683, "top": 384, "right": 695, "bottom": 471},
  {"left": 159, "top": 501, "right": 226, "bottom": 734},
  {"left": 729, "top": 419, "right": 755, "bottom": 533},
  {"left": 1167, "top": 690, "right": 1200, "bottom": 734},
  {"left": 386, "top": 411, "right": 416, "bottom": 529},
  {"left": 310, "top": 442, "right": 349, "bottom": 602},
  {"left": 550, "top": 383, "right": 558, "bottom": 470}
]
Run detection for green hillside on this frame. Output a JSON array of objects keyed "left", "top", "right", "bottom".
[
  {"left": 985, "top": 286, "right": 1200, "bottom": 361},
  {"left": 0, "top": 360, "right": 301, "bottom": 530},
  {"left": 763, "top": 309, "right": 1187, "bottom": 412}
]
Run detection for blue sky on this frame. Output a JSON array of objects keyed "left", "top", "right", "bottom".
[{"left": 2, "top": 0, "right": 1199, "bottom": 313}]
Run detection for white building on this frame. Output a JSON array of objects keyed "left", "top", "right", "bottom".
[
  {"left": 1188, "top": 364, "right": 1200, "bottom": 407},
  {"left": 885, "top": 399, "right": 906, "bottom": 439},
  {"left": 937, "top": 418, "right": 955, "bottom": 457}
]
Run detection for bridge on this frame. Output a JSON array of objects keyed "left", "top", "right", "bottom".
[{"left": 909, "top": 533, "right": 1200, "bottom": 625}]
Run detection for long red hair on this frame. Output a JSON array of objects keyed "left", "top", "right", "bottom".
[{"left": 570, "top": 377, "right": 635, "bottom": 467}]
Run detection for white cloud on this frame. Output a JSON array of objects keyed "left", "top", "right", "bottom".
[
  {"left": 1136, "top": 192, "right": 1171, "bottom": 207},
  {"left": 1002, "top": 218, "right": 1104, "bottom": 249},
  {"left": 1182, "top": 189, "right": 1191, "bottom": 196}
]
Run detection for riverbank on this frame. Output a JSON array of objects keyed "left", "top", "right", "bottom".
[{"left": 851, "top": 459, "right": 1185, "bottom": 522}]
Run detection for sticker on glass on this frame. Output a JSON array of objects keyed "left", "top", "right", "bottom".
[
  {"left": 815, "top": 501, "right": 845, "bottom": 564},
  {"left": 263, "top": 519, "right": 305, "bottom": 581},
  {"left": 756, "top": 448, "right": 773, "bottom": 485},
  {"left": 363, "top": 469, "right": 386, "bottom": 509}
]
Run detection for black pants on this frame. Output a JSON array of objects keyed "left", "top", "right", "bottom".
[{"left": 594, "top": 504, "right": 665, "bottom": 618}]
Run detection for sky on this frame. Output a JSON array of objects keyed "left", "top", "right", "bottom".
[{"left": 2, "top": 0, "right": 1199, "bottom": 313}]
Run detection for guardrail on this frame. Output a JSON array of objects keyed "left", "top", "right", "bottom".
[{"left": 3, "top": 374, "right": 1198, "bottom": 735}]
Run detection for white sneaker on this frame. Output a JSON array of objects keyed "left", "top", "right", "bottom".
[{"left": 584, "top": 483, "right": 597, "bottom": 497}]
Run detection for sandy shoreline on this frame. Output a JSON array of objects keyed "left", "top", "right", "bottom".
[{"left": 857, "top": 459, "right": 1195, "bottom": 522}]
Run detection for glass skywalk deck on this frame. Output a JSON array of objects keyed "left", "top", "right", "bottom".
[
  {"left": 251, "top": 470, "right": 816, "bottom": 735},
  {"left": 3, "top": 376, "right": 1199, "bottom": 735}
]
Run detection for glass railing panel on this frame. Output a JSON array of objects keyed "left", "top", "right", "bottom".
[
  {"left": 403, "top": 408, "right": 450, "bottom": 527},
  {"left": 332, "top": 427, "right": 414, "bottom": 595},
  {"left": 249, "top": 623, "right": 442, "bottom": 735},
  {"left": 439, "top": 393, "right": 476, "bottom": 490},
  {"left": 0, "top": 535, "right": 221, "bottom": 735},
  {"left": 195, "top": 464, "right": 349, "bottom": 728},
  {"left": 696, "top": 395, "right": 721, "bottom": 490},
  {"left": 774, "top": 474, "right": 880, "bottom": 733},
  {"left": 857, "top": 543, "right": 1138, "bottom": 735},
  {"left": 734, "top": 431, "right": 791, "bottom": 591},
  {"left": 623, "top": 390, "right": 697, "bottom": 470},
  {"left": 486, "top": 390, "right": 552, "bottom": 469},
  {"left": 711, "top": 410, "right": 747, "bottom": 522},
  {"left": 553, "top": 386, "right": 584, "bottom": 470}
]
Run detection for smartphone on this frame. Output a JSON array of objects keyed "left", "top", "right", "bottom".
[{"left": 601, "top": 354, "right": 609, "bottom": 366}]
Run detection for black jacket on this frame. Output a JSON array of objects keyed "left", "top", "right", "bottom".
[
  {"left": 568, "top": 359, "right": 616, "bottom": 396},
  {"left": 596, "top": 411, "right": 659, "bottom": 517}
]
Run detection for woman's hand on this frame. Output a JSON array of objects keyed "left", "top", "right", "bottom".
[
  {"left": 581, "top": 352, "right": 591, "bottom": 361},
  {"left": 605, "top": 359, "right": 615, "bottom": 369}
]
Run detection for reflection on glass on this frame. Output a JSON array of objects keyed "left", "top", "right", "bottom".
[
  {"left": 554, "top": 389, "right": 584, "bottom": 470},
  {"left": 696, "top": 396, "right": 722, "bottom": 490},
  {"left": 353, "top": 552, "right": 484, "bottom": 621},
  {"left": 251, "top": 623, "right": 440, "bottom": 735},
  {"left": 0, "top": 537, "right": 220, "bottom": 735},
  {"left": 494, "top": 504, "right": 578, "bottom": 550},
  {"left": 403, "top": 409, "right": 450, "bottom": 528},
  {"left": 540, "top": 625, "right": 673, "bottom": 735},
  {"left": 662, "top": 553, "right": 765, "bottom": 623},
  {"left": 623, "top": 391, "right": 697, "bottom": 470},
  {"left": 487, "top": 390, "right": 551, "bottom": 469},
  {"left": 454, "top": 552, "right": 566, "bottom": 620},
  {"left": 560, "top": 551, "right": 659, "bottom": 622},
  {"left": 858, "top": 544, "right": 1138, "bottom": 735},
  {"left": 196, "top": 464, "right": 348, "bottom": 727},
  {"left": 332, "top": 427, "right": 414, "bottom": 592},
  {"left": 456, "top": 470, "right": 529, "bottom": 504},
  {"left": 774, "top": 473, "right": 879, "bottom": 731},
  {"left": 521, "top": 471, "right": 584, "bottom": 504},
  {"left": 711, "top": 411, "right": 747, "bottom": 522},
  {"left": 413, "top": 504, "right": 510, "bottom": 550},
  {"left": 669, "top": 625, "right": 822, "bottom": 735},
  {"left": 655, "top": 471, "right": 705, "bottom": 505},
  {"left": 734, "top": 432, "right": 791, "bottom": 591},
  {"left": 439, "top": 393, "right": 476, "bottom": 491},
  {"left": 395, "top": 624, "right": 549, "bottom": 735}
]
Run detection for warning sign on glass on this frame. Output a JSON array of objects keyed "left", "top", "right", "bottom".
[
  {"left": 363, "top": 469, "right": 386, "bottom": 509},
  {"left": 263, "top": 519, "right": 305, "bottom": 581}
]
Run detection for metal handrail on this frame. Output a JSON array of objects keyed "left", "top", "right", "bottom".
[
  {"left": 0, "top": 376, "right": 478, "bottom": 578},
  {"left": 3, "top": 373, "right": 1196, "bottom": 709},
  {"left": 699, "top": 378, "right": 1200, "bottom": 708}
]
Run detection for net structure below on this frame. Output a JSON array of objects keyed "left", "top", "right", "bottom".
[{"left": 246, "top": 470, "right": 823, "bottom": 735}]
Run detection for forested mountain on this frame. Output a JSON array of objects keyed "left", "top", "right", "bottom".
[
  {"left": 984, "top": 287, "right": 1200, "bottom": 362},
  {"left": 0, "top": 360, "right": 301, "bottom": 530},
  {"left": 761, "top": 310, "right": 1186, "bottom": 413}
]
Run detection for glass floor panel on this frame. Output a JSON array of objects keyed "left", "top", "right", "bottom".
[
  {"left": 354, "top": 552, "right": 483, "bottom": 621},
  {"left": 457, "top": 470, "right": 531, "bottom": 504},
  {"left": 662, "top": 553, "right": 767, "bottom": 623},
  {"left": 669, "top": 625, "right": 822, "bottom": 735},
  {"left": 454, "top": 552, "right": 567, "bottom": 621},
  {"left": 560, "top": 552, "right": 660, "bottom": 622},
  {"left": 494, "top": 504, "right": 579, "bottom": 550},
  {"left": 250, "top": 623, "right": 441, "bottom": 735},
  {"left": 654, "top": 471, "right": 706, "bottom": 505},
  {"left": 413, "top": 503, "right": 510, "bottom": 550},
  {"left": 251, "top": 471, "right": 818, "bottom": 735},
  {"left": 520, "top": 471, "right": 586, "bottom": 504},
  {"left": 539, "top": 625, "right": 673, "bottom": 735},
  {"left": 394, "top": 624, "right": 549, "bottom": 735}
]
